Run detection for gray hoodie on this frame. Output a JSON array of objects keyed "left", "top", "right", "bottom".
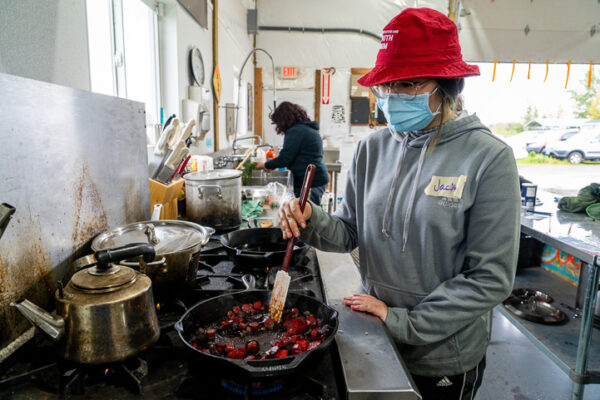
[{"left": 302, "top": 113, "right": 520, "bottom": 376}]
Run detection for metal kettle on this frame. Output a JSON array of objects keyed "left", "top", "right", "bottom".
[{"left": 11, "top": 243, "right": 160, "bottom": 364}]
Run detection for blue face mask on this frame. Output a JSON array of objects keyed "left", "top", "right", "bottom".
[{"left": 377, "top": 88, "right": 440, "bottom": 133}]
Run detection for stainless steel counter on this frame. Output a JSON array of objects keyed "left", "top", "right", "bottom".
[
  {"left": 519, "top": 190, "right": 600, "bottom": 400},
  {"left": 521, "top": 191, "right": 600, "bottom": 264},
  {"left": 315, "top": 249, "right": 421, "bottom": 400}
]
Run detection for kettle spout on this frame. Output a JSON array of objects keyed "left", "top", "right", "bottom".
[{"left": 11, "top": 299, "right": 64, "bottom": 341}]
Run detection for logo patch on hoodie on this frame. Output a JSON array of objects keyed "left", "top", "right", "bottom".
[{"left": 424, "top": 175, "right": 467, "bottom": 199}]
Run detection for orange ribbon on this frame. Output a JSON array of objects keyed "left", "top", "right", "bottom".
[
  {"left": 510, "top": 60, "right": 516, "bottom": 82},
  {"left": 528, "top": 61, "right": 531, "bottom": 79},
  {"left": 492, "top": 59, "right": 497, "bottom": 82},
  {"left": 589, "top": 61, "right": 594, "bottom": 87},
  {"left": 544, "top": 59, "right": 549, "bottom": 82},
  {"left": 565, "top": 60, "right": 571, "bottom": 88}
]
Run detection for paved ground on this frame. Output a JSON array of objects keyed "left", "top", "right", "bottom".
[{"left": 517, "top": 164, "right": 600, "bottom": 197}]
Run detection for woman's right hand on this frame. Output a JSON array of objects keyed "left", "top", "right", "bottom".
[{"left": 278, "top": 198, "right": 312, "bottom": 239}]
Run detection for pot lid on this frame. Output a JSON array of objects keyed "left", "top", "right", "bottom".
[
  {"left": 184, "top": 169, "right": 242, "bottom": 182},
  {"left": 71, "top": 265, "right": 136, "bottom": 292},
  {"left": 91, "top": 220, "right": 213, "bottom": 255}
]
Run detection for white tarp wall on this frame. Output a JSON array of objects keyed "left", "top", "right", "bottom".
[
  {"left": 460, "top": 0, "right": 600, "bottom": 63},
  {"left": 255, "top": 0, "right": 600, "bottom": 140}
]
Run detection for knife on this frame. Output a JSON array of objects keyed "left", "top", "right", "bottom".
[
  {"left": 156, "top": 143, "right": 189, "bottom": 184},
  {"left": 152, "top": 123, "right": 182, "bottom": 180},
  {"left": 154, "top": 118, "right": 179, "bottom": 155},
  {"left": 150, "top": 119, "right": 181, "bottom": 178}
]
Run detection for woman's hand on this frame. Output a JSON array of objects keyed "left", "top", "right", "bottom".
[
  {"left": 255, "top": 162, "right": 265, "bottom": 170},
  {"left": 278, "top": 198, "right": 312, "bottom": 239},
  {"left": 343, "top": 294, "right": 388, "bottom": 322}
]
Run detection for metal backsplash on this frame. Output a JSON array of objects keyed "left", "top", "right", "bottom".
[{"left": 0, "top": 73, "right": 150, "bottom": 356}]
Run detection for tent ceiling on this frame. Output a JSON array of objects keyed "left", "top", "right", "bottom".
[{"left": 255, "top": 0, "right": 599, "bottom": 68}]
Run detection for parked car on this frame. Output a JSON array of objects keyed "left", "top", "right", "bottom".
[
  {"left": 545, "top": 130, "right": 600, "bottom": 164},
  {"left": 526, "top": 129, "right": 579, "bottom": 153},
  {"left": 506, "top": 129, "right": 554, "bottom": 159}
]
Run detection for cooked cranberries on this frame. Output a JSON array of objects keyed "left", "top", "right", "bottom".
[{"left": 189, "top": 302, "right": 331, "bottom": 360}]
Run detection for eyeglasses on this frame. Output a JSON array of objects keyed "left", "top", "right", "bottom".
[{"left": 370, "top": 80, "right": 433, "bottom": 100}]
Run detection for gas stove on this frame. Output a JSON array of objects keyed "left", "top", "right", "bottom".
[{"left": 0, "top": 238, "right": 346, "bottom": 399}]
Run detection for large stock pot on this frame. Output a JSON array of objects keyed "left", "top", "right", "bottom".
[{"left": 184, "top": 169, "right": 242, "bottom": 231}]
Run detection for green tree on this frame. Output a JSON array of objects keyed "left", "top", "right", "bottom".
[
  {"left": 521, "top": 105, "right": 539, "bottom": 128},
  {"left": 568, "top": 72, "right": 600, "bottom": 118},
  {"left": 588, "top": 91, "right": 600, "bottom": 119}
]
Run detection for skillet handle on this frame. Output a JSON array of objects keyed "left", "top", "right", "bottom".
[
  {"left": 245, "top": 350, "right": 308, "bottom": 373},
  {"left": 241, "top": 274, "right": 256, "bottom": 290}
]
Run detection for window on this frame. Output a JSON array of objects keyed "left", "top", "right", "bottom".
[{"left": 86, "top": 0, "right": 161, "bottom": 125}]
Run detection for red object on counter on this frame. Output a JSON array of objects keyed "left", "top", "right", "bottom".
[
  {"left": 266, "top": 149, "right": 274, "bottom": 159},
  {"left": 171, "top": 155, "right": 191, "bottom": 179}
]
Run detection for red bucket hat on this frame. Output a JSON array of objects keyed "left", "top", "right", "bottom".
[{"left": 357, "top": 8, "right": 480, "bottom": 87}]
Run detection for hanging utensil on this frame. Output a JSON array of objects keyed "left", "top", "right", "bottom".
[{"left": 269, "top": 164, "right": 315, "bottom": 323}]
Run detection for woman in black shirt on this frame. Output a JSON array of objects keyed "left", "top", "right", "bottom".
[{"left": 256, "top": 102, "right": 329, "bottom": 204}]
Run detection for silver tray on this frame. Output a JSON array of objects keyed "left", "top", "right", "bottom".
[{"left": 503, "top": 296, "right": 567, "bottom": 324}]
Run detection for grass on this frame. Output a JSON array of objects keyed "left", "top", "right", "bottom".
[
  {"left": 516, "top": 152, "right": 600, "bottom": 165},
  {"left": 516, "top": 152, "right": 571, "bottom": 165}
]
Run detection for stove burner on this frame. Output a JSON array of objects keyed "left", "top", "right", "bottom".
[
  {"left": 59, "top": 357, "right": 148, "bottom": 397},
  {"left": 155, "top": 298, "right": 188, "bottom": 329},
  {"left": 220, "top": 378, "right": 285, "bottom": 396}
]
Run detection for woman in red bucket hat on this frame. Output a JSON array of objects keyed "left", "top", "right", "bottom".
[{"left": 277, "top": 8, "right": 520, "bottom": 399}]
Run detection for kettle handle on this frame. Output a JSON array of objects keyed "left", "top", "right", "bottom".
[{"left": 95, "top": 243, "right": 156, "bottom": 269}]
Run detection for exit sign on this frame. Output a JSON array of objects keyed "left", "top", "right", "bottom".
[{"left": 281, "top": 66, "right": 297, "bottom": 79}]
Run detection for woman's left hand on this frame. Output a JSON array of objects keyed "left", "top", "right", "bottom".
[
  {"left": 343, "top": 294, "right": 388, "bottom": 322},
  {"left": 255, "top": 162, "right": 265, "bottom": 170}
]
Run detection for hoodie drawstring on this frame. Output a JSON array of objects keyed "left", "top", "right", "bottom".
[
  {"left": 381, "top": 133, "right": 409, "bottom": 238},
  {"left": 402, "top": 136, "right": 431, "bottom": 251},
  {"left": 381, "top": 131, "right": 432, "bottom": 253}
]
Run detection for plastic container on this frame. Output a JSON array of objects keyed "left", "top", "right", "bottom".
[{"left": 187, "top": 155, "right": 214, "bottom": 173}]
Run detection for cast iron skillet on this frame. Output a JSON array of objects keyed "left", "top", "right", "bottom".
[
  {"left": 220, "top": 227, "right": 307, "bottom": 268},
  {"left": 174, "top": 288, "right": 338, "bottom": 378}
]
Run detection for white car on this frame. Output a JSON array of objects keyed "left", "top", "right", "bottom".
[
  {"left": 545, "top": 130, "right": 600, "bottom": 164},
  {"left": 506, "top": 129, "right": 553, "bottom": 159},
  {"left": 526, "top": 129, "right": 579, "bottom": 153}
]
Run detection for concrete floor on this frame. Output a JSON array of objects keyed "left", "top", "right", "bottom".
[{"left": 478, "top": 310, "right": 600, "bottom": 400}]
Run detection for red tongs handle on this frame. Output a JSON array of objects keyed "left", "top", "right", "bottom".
[{"left": 282, "top": 164, "right": 316, "bottom": 272}]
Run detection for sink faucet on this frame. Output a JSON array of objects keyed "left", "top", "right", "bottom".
[
  {"left": 253, "top": 144, "right": 272, "bottom": 157},
  {"left": 232, "top": 136, "right": 262, "bottom": 154}
]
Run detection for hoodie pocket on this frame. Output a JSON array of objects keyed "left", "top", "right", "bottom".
[
  {"left": 367, "top": 278, "right": 429, "bottom": 311},
  {"left": 455, "top": 313, "right": 490, "bottom": 357}
]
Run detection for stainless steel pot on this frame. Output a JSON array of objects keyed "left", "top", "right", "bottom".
[
  {"left": 184, "top": 169, "right": 242, "bottom": 231},
  {"left": 91, "top": 220, "right": 214, "bottom": 297},
  {"left": 12, "top": 244, "right": 160, "bottom": 364}
]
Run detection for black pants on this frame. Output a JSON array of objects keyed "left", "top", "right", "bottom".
[{"left": 411, "top": 357, "right": 486, "bottom": 400}]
